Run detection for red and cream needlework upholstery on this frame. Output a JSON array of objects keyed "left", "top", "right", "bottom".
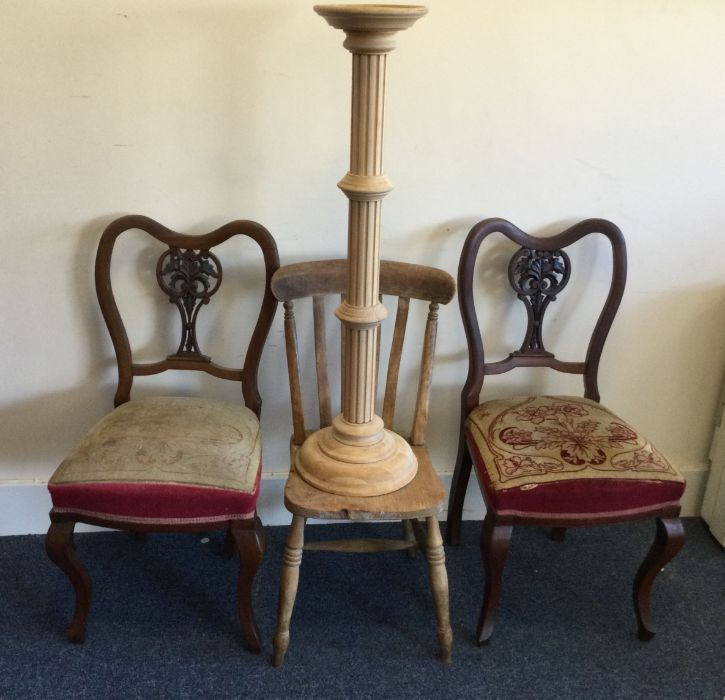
[
  {"left": 465, "top": 396, "right": 685, "bottom": 517},
  {"left": 48, "top": 396, "right": 262, "bottom": 524}
]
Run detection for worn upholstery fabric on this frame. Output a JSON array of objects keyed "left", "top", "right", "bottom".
[
  {"left": 48, "top": 396, "right": 261, "bottom": 523},
  {"left": 466, "top": 395, "right": 685, "bottom": 518}
]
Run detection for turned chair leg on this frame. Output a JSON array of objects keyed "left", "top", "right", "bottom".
[
  {"left": 272, "top": 514, "right": 306, "bottom": 667},
  {"left": 446, "top": 432, "right": 473, "bottom": 546},
  {"left": 45, "top": 520, "right": 91, "bottom": 644},
  {"left": 633, "top": 517, "right": 685, "bottom": 640},
  {"left": 477, "top": 513, "right": 513, "bottom": 646},
  {"left": 402, "top": 519, "right": 418, "bottom": 558},
  {"left": 230, "top": 515, "right": 265, "bottom": 652},
  {"left": 425, "top": 516, "right": 453, "bottom": 663}
]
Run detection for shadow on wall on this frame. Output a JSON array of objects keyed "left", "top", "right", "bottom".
[
  {"left": 0, "top": 215, "right": 121, "bottom": 479},
  {"left": 418, "top": 216, "right": 725, "bottom": 475},
  {"left": 604, "top": 283, "right": 725, "bottom": 460},
  {"left": 1, "top": 211, "right": 276, "bottom": 481},
  {"left": 0, "top": 386, "right": 114, "bottom": 479}
]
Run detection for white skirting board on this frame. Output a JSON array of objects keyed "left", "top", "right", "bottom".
[{"left": 0, "top": 464, "right": 709, "bottom": 537}]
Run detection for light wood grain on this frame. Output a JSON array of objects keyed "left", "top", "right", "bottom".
[
  {"left": 276, "top": 2, "right": 433, "bottom": 496},
  {"left": 283, "top": 301, "right": 306, "bottom": 446},
  {"left": 410, "top": 302, "right": 438, "bottom": 446},
  {"left": 303, "top": 538, "right": 414, "bottom": 553},
  {"left": 272, "top": 514, "right": 306, "bottom": 667},
  {"left": 425, "top": 516, "right": 453, "bottom": 664},
  {"left": 271, "top": 5, "right": 450, "bottom": 668},
  {"left": 313, "top": 295, "right": 332, "bottom": 428},
  {"left": 285, "top": 444, "right": 444, "bottom": 520},
  {"left": 383, "top": 297, "right": 410, "bottom": 429}
]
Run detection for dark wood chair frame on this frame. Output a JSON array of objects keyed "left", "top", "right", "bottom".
[
  {"left": 444, "top": 217, "right": 684, "bottom": 644},
  {"left": 46, "top": 214, "right": 279, "bottom": 651},
  {"left": 270, "top": 259, "right": 456, "bottom": 665}
]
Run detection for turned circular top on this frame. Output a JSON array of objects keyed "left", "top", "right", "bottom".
[{"left": 314, "top": 4, "right": 427, "bottom": 32}]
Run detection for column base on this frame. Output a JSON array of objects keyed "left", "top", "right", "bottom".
[{"left": 296, "top": 415, "right": 418, "bottom": 496}]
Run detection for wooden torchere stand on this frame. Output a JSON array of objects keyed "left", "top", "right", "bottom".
[{"left": 296, "top": 3, "right": 428, "bottom": 497}]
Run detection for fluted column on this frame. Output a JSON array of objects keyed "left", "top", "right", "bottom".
[{"left": 295, "top": 4, "right": 427, "bottom": 497}]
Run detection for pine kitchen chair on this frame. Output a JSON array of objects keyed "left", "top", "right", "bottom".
[{"left": 270, "top": 259, "right": 455, "bottom": 666}]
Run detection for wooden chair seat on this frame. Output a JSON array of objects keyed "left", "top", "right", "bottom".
[
  {"left": 49, "top": 397, "right": 262, "bottom": 524},
  {"left": 285, "top": 445, "right": 445, "bottom": 521},
  {"left": 466, "top": 395, "right": 685, "bottom": 519}
]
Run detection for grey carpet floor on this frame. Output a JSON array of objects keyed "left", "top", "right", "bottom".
[{"left": 0, "top": 518, "right": 723, "bottom": 699}]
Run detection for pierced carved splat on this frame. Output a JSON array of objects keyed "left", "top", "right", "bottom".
[
  {"left": 508, "top": 248, "right": 571, "bottom": 355},
  {"left": 156, "top": 247, "right": 222, "bottom": 360}
]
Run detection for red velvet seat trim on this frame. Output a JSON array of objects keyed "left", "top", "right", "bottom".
[
  {"left": 467, "top": 433, "right": 685, "bottom": 518},
  {"left": 48, "top": 467, "right": 261, "bottom": 524}
]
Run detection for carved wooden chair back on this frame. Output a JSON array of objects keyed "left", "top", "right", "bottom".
[
  {"left": 458, "top": 217, "right": 626, "bottom": 416},
  {"left": 446, "top": 218, "right": 685, "bottom": 646},
  {"left": 46, "top": 215, "right": 279, "bottom": 651},
  {"left": 96, "top": 214, "right": 279, "bottom": 415},
  {"left": 271, "top": 259, "right": 456, "bottom": 448}
]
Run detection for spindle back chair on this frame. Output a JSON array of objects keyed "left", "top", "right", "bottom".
[{"left": 270, "top": 258, "right": 456, "bottom": 666}]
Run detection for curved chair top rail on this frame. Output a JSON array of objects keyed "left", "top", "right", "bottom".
[
  {"left": 458, "top": 217, "right": 626, "bottom": 411},
  {"left": 95, "top": 214, "right": 280, "bottom": 414},
  {"left": 271, "top": 259, "right": 456, "bottom": 305},
  {"left": 273, "top": 258, "right": 455, "bottom": 446}
]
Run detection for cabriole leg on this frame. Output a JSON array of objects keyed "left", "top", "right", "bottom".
[
  {"left": 477, "top": 513, "right": 512, "bottom": 646},
  {"left": 45, "top": 520, "right": 91, "bottom": 644},
  {"left": 633, "top": 517, "right": 685, "bottom": 640},
  {"left": 230, "top": 515, "right": 265, "bottom": 652}
]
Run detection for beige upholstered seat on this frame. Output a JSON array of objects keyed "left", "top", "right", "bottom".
[
  {"left": 52, "top": 397, "right": 261, "bottom": 492},
  {"left": 49, "top": 397, "right": 262, "bottom": 524}
]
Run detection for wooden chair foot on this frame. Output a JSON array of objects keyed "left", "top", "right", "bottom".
[
  {"left": 476, "top": 514, "right": 512, "bottom": 645},
  {"left": 272, "top": 648, "right": 286, "bottom": 668},
  {"left": 272, "top": 515, "right": 306, "bottom": 668},
  {"left": 230, "top": 515, "right": 265, "bottom": 652},
  {"left": 445, "top": 437, "right": 473, "bottom": 546},
  {"left": 425, "top": 517, "right": 453, "bottom": 663},
  {"left": 222, "top": 527, "right": 236, "bottom": 560},
  {"left": 550, "top": 527, "right": 566, "bottom": 542},
  {"left": 633, "top": 517, "right": 684, "bottom": 640},
  {"left": 45, "top": 520, "right": 91, "bottom": 644}
]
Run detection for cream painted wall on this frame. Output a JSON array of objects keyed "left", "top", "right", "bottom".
[{"left": 1, "top": 0, "right": 724, "bottom": 534}]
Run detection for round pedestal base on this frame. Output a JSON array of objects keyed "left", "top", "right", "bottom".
[{"left": 296, "top": 415, "right": 418, "bottom": 496}]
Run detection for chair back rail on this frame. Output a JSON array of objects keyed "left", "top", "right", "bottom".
[
  {"left": 95, "top": 214, "right": 279, "bottom": 415},
  {"left": 382, "top": 297, "right": 410, "bottom": 430},
  {"left": 271, "top": 259, "right": 455, "bottom": 446},
  {"left": 458, "top": 217, "right": 626, "bottom": 414},
  {"left": 313, "top": 295, "right": 333, "bottom": 428}
]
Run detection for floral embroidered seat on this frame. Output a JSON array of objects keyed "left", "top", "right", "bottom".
[
  {"left": 45, "top": 215, "right": 279, "bottom": 652},
  {"left": 466, "top": 395, "right": 684, "bottom": 518},
  {"left": 445, "top": 217, "right": 686, "bottom": 646}
]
